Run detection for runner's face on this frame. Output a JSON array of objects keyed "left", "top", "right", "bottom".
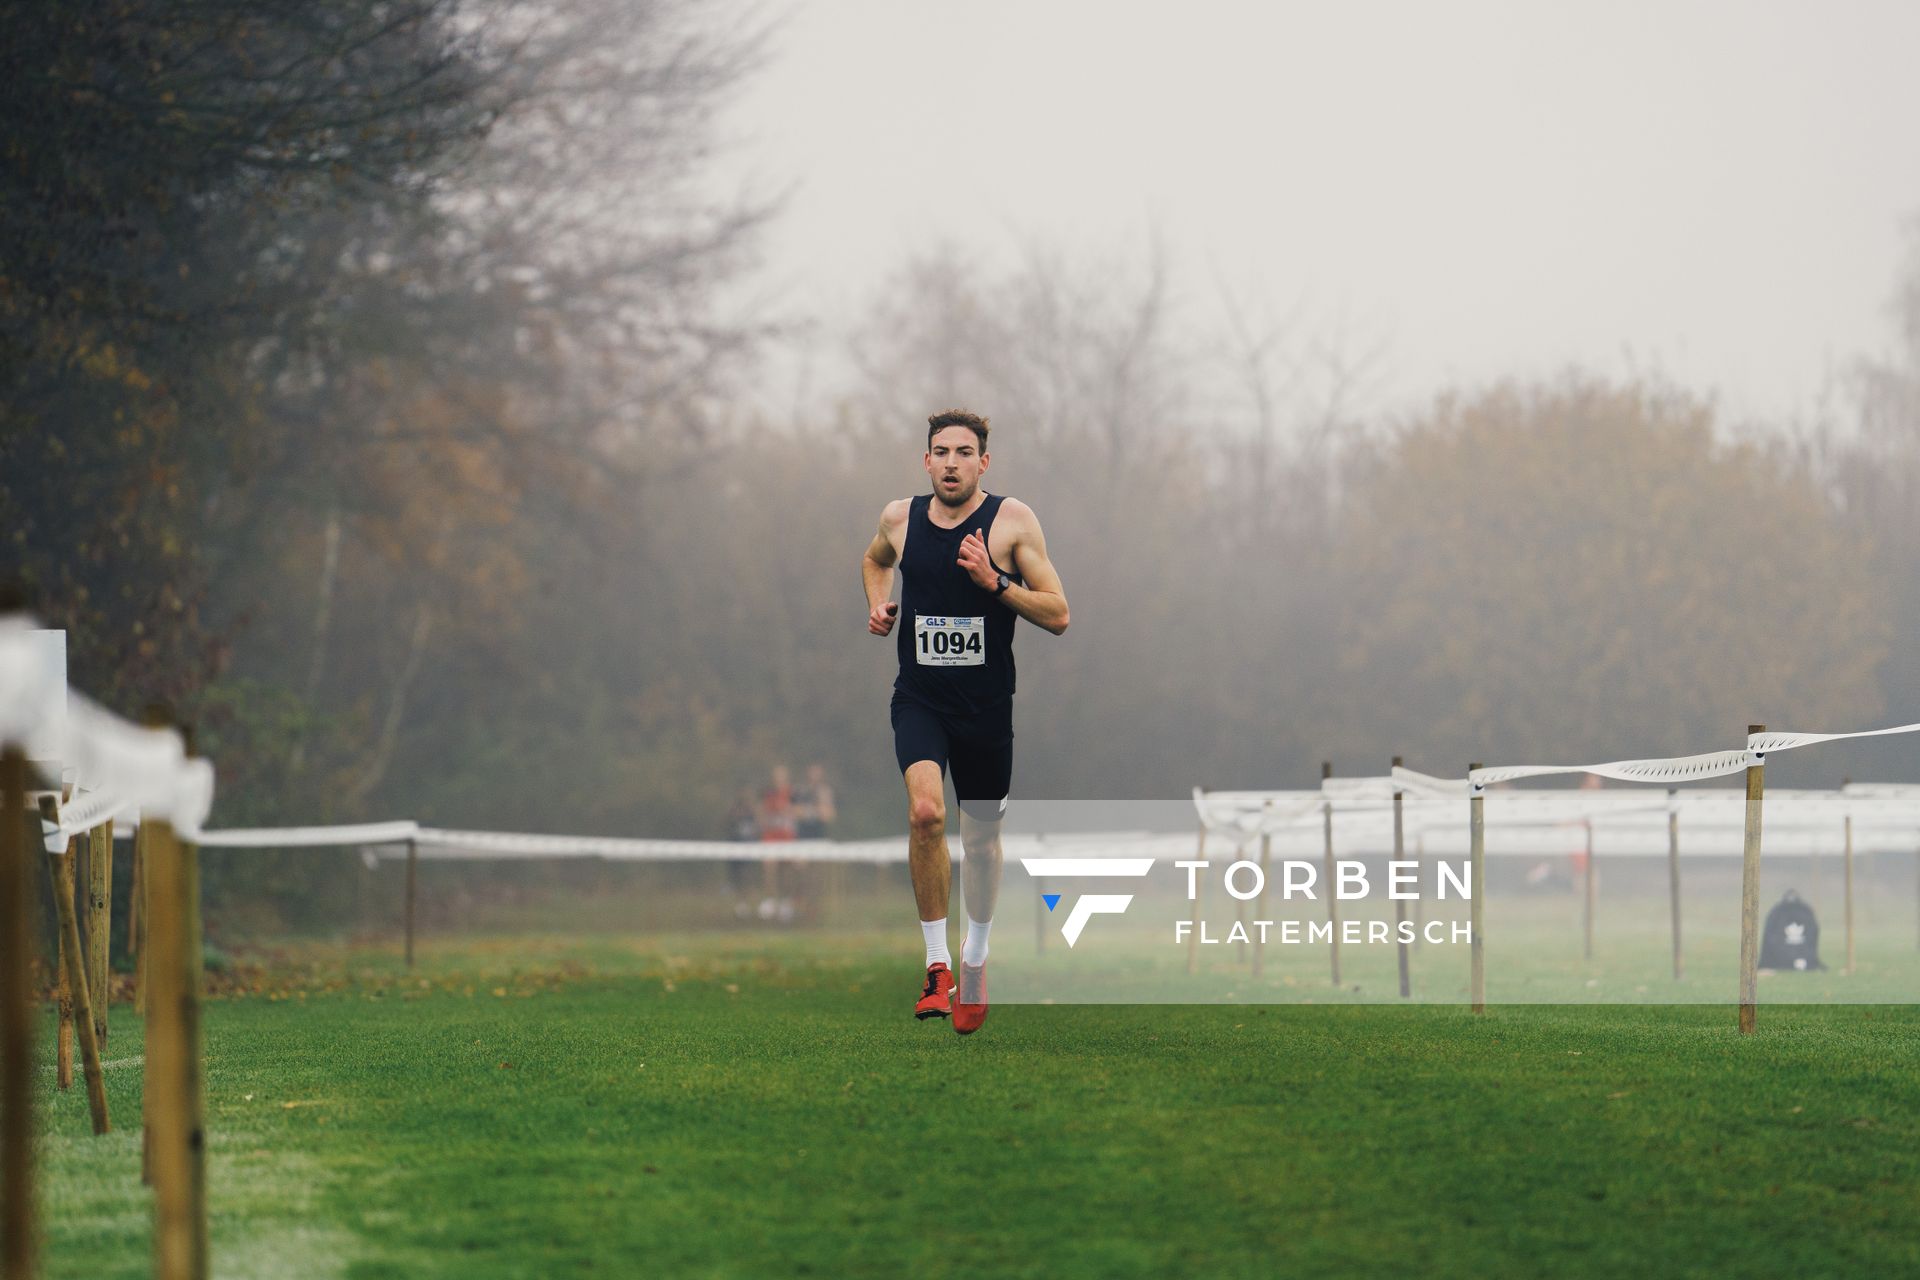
[{"left": 926, "top": 427, "right": 988, "bottom": 507}]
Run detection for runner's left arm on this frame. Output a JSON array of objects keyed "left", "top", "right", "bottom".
[{"left": 957, "top": 505, "right": 1069, "bottom": 635}]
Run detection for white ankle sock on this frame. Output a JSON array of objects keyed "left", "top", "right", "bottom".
[
  {"left": 922, "top": 918, "right": 951, "bottom": 968},
  {"left": 962, "top": 917, "right": 992, "bottom": 967}
]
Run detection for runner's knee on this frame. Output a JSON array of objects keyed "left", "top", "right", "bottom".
[{"left": 909, "top": 795, "right": 946, "bottom": 835}]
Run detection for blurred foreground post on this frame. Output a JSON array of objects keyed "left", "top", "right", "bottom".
[
  {"left": 1469, "top": 764, "right": 1485, "bottom": 1015},
  {"left": 1322, "top": 762, "right": 1339, "bottom": 987},
  {"left": 1738, "top": 726, "right": 1765, "bottom": 1035},
  {"left": 139, "top": 815, "right": 150, "bottom": 1184},
  {"left": 2, "top": 748, "right": 35, "bottom": 1280},
  {"left": 1667, "top": 791, "right": 1683, "bottom": 981},
  {"left": 132, "top": 820, "right": 146, "bottom": 1016},
  {"left": 1393, "top": 757, "right": 1409, "bottom": 999},
  {"left": 143, "top": 811, "right": 209, "bottom": 1279}
]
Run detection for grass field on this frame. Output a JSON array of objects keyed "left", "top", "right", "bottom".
[{"left": 30, "top": 930, "right": 1920, "bottom": 1279}]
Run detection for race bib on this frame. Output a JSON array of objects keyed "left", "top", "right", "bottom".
[{"left": 914, "top": 614, "right": 986, "bottom": 666}]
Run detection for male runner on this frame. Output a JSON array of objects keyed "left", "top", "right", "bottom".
[{"left": 861, "top": 410, "right": 1070, "bottom": 1034}]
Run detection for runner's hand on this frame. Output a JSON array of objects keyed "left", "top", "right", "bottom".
[
  {"left": 869, "top": 600, "right": 899, "bottom": 636},
  {"left": 957, "top": 528, "right": 997, "bottom": 590}
]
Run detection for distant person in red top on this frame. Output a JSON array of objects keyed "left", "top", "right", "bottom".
[
  {"left": 759, "top": 764, "right": 797, "bottom": 842},
  {"left": 757, "top": 764, "right": 798, "bottom": 922}
]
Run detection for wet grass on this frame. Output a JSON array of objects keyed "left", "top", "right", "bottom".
[{"left": 30, "top": 932, "right": 1920, "bottom": 1278}]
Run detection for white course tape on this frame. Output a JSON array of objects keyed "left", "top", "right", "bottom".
[
  {"left": 1471, "top": 749, "right": 1758, "bottom": 787},
  {"left": 1749, "top": 721, "right": 1920, "bottom": 755},
  {"left": 61, "top": 696, "right": 214, "bottom": 834},
  {"left": 0, "top": 612, "right": 214, "bottom": 835},
  {"left": 196, "top": 820, "right": 420, "bottom": 849},
  {"left": 414, "top": 827, "right": 870, "bottom": 863}
]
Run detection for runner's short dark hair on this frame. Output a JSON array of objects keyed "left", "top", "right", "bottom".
[{"left": 927, "top": 410, "right": 989, "bottom": 451}]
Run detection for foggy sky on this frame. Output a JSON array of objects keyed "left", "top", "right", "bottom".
[{"left": 721, "top": 0, "right": 1920, "bottom": 425}]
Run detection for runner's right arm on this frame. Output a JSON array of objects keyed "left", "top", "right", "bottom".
[{"left": 863, "top": 501, "right": 907, "bottom": 635}]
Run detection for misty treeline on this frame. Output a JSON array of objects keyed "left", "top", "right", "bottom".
[{"left": 6, "top": 3, "right": 1920, "bottom": 930}]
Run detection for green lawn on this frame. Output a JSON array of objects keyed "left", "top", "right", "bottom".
[{"left": 29, "top": 933, "right": 1920, "bottom": 1279}]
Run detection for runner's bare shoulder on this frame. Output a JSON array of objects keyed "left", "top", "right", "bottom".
[
  {"left": 869, "top": 498, "right": 912, "bottom": 562},
  {"left": 996, "top": 496, "right": 1043, "bottom": 541}
]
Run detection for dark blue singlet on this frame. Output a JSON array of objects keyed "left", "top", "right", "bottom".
[
  {"left": 890, "top": 492, "right": 1024, "bottom": 812},
  {"left": 893, "top": 493, "right": 1022, "bottom": 717}
]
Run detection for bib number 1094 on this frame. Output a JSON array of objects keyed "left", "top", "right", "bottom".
[{"left": 914, "top": 615, "right": 986, "bottom": 666}]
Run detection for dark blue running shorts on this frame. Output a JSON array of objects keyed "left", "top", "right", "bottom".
[{"left": 890, "top": 692, "right": 1013, "bottom": 822}]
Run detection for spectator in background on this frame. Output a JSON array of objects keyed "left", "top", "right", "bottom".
[
  {"left": 724, "top": 785, "right": 759, "bottom": 912},
  {"left": 794, "top": 762, "right": 836, "bottom": 839},
  {"left": 726, "top": 786, "right": 760, "bottom": 842}
]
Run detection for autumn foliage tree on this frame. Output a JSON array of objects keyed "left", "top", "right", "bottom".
[{"left": 1330, "top": 377, "right": 1888, "bottom": 768}]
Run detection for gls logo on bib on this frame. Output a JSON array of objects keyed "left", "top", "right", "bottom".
[{"left": 914, "top": 614, "right": 985, "bottom": 666}]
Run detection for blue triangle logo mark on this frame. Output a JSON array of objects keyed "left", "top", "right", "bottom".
[{"left": 1043, "top": 894, "right": 1061, "bottom": 912}]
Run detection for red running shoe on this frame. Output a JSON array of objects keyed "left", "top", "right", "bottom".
[
  {"left": 914, "top": 962, "right": 954, "bottom": 1020},
  {"left": 953, "top": 962, "right": 988, "bottom": 1035}
]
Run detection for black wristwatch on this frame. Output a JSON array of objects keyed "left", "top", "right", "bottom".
[{"left": 994, "top": 572, "right": 1012, "bottom": 596}]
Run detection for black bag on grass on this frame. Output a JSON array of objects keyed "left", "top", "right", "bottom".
[{"left": 1758, "top": 891, "right": 1824, "bottom": 972}]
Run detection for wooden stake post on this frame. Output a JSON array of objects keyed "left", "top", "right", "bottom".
[
  {"left": 88, "top": 820, "right": 111, "bottom": 1046},
  {"left": 1322, "top": 762, "right": 1340, "bottom": 987},
  {"left": 1186, "top": 822, "right": 1205, "bottom": 976},
  {"left": 53, "top": 829, "right": 74, "bottom": 1090},
  {"left": 1392, "top": 757, "right": 1409, "bottom": 998},
  {"left": 2, "top": 748, "right": 35, "bottom": 1280},
  {"left": 1667, "top": 790, "right": 1683, "bottom": 982},
  {"left": 38, "top": 800, "right": 110, "bottom": 1135},
  {"left": 404, "top": 837, "right": 419, "bottom": 970},
  {"left": 1581, "top": 818, "right": 1595, "bottom": 964},
  {"left": 1252, "top": 828, "right": 1272, "bottom": 979},
  {"left": 1469, "top": 764, "right": 1485, "bottom": 1015},
  {"left": 1738, "top": 726, "right": 1765, "bottom": 1035}
]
